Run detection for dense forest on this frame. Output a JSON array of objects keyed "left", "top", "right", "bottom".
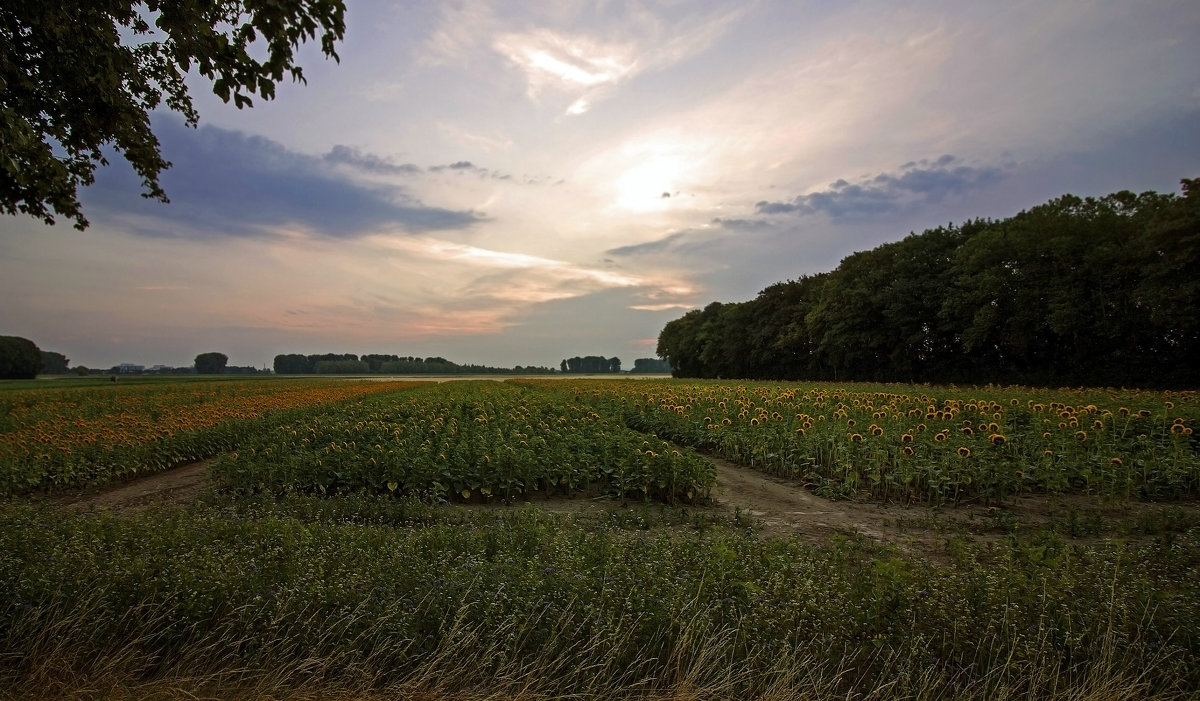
[{"left": 657, "top": 180, "right": 1199, "bottom": 388}]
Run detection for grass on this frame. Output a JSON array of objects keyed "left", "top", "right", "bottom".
[{"left": 1, "top": 492, "right": 1197, "bottom": 700}]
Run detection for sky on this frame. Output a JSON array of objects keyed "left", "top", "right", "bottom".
[{"left": 2, "top": 0, "right": 1199, "bottom": 370}]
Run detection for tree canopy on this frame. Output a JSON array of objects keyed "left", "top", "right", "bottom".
[
  {"left": 39, "top": 350, "right": 69, "bottom": 374},
  {"left": 1, "top": 0, "right": 346, "bottom": 229},
  {"left": 194, "top": 352, "right": 228, "bottom": 374},
  {"left": 561, "top": 356, "right": 621, "bottom": 373},
  {"left": 658, "top": 180, "right": 1200, "bottom": 389},
  {"left": 0, "top": 335, "right": 42, "bottom": 379}
]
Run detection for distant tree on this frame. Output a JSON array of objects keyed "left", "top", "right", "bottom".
[
  {"left": 273, "top": 353, "right": 312, "bottom": 374},
  {"left": 560, "top": 359, "right": 568, "bottom": 373},
  {"left": 194, "top": 352, "right": 228, "bottom": 374},
  {"left": 631, "top": 358, "right": 671, "bottom": 373},
  {"left": 0, "top": 335, "right": 43, "bottom": 378},
  {"left": 1, "top": 0, "right": 347, "bottom": 230},
  {"left": 73, "top": 365, "right": 90, "bottom": 376},
  {"left": 39, "top": 350, "right": 69, "bottom": 374},
  {"left": 314, "top": 359, "right": 368, "bottom": 374},
  {"left": 609, "top": 357, "right": 621, "bottom": 373},
  {"left": 361, "top": 354, "right": 400, "bottom": 372}
]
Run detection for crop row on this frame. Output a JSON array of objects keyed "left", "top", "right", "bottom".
[
  {"left": 212, "top": 381, "right": 715, "bottom": 503},
  {"left": 0, "top": 379, "right": 427, "bottom": 493},
  {"left": 513, "top": 380, "right": 1200, "bottom": 503}
]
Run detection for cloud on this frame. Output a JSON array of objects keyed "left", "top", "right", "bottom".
[
  {"left": 494, "top": 29, "right": 637, "bottom": 97},
  {"left": 369, "top": 235, "right": 692, "bottom": 312},
  {"left": 428, "top": 160, "right": 513, "bottom": 180},
  {"left": 755, "top": 156, "right": 1006, "bottom": 219},
  {"left": 324, "top": 145, "right": 422, "bottom": 175},
  {"left": 425, "top": 3, "right": 745, "bottom": 116},
  {"left": 83, "top": 119, "right": 482, "bottom": 238},
  {"left": 605, "top": 232, "right": 688, "bottom": 257},
  {"left": 712, "top": 217, "right": 772, "bottom": 231}
]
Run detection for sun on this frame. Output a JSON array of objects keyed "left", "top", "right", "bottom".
[{"left": 613, "top": 155, "right": 684, "bottom": 211}]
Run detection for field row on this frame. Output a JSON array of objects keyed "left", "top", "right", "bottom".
[
  {"left": 514, "top": 380, "right": 1200, "bottom": 503},
  {"left": 3, "top": 377, "right": 1197, "bottom": 504},
  {"left": 212, "top": 381, "right": 714, "bottom": 503},
  {"left": 0, "top": 379, "right": 427, "bottom": 493}
]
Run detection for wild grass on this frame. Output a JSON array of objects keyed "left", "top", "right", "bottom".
[{"left": 1, "top": 495, "right": 1196, "bottom": 700}]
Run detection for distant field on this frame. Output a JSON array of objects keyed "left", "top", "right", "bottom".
[
  {"left": 1, "top": 377, "right": 1197, "bottom": 700},
  {"left": 341, "top": 372, "right": 674, "bottom": 382},
  {"left": 0, "top": 377, "right": 426, "bottom": 493}
]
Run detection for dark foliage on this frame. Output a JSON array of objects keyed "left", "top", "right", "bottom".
[
  {"left": 38, "top": 350, "right": 68, "bottom": 374},
  {"left": 194, "top": 351, "right": 228, "bottom": 374},
  {"left": 658, "top": 180, "right": 1200, "bottom": 388},
  {"left": 561, "top": 356, "right": 621, "bottom": 373},
  {"left": 0, "top": 335, "right": 42, "bottom": 379}
]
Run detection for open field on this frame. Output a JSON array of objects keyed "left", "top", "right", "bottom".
[{"left": 1, "top": 377, "right": 1198, "bottom": 700}]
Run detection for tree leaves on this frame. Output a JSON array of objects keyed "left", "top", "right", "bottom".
[{"left": 0, "top": 0, "right": 346, "bottom": 229}]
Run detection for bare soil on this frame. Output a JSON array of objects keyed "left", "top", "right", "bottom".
[{"left": 54, "top": 461, "right": 212, "bottom": 513}]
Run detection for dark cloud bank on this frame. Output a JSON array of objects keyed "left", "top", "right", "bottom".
[
  {"left": 84, "top": 119, "right": 482, "bottom": 238},
  {"left": 756, "top": 155, "right": 1005, "bottom": 219}
]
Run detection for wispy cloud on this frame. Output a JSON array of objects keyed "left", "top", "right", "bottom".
[
  {"left": 606, "top": 231, "right": 688, "bottom": 257},
  {"left": 371, "top": 235, "right": 691, "bottom": 309},
  {"left": 424, "top": 2, "right": 745, "bottom": 116},
  {"left": 493, "top": 29, "right": 638, "bottom": 100},
  {"left": 755, "top": 156, "right": 1006, "bottom": 219},
  {"left": 428, "top": 160, "right": 513, "bottom": 180},
  {"left": 324, "top": 145, "right": 421, "bottom": 176}
]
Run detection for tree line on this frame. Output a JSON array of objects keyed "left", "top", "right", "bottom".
[
  {"left": 273, "top": 354, "right": 555, "bottom": 375},
  {"left": 560, "top": 356, "right": 621, "bottom": 373},
  {"left": 657, "top": 179, "right": 1199, "bottom": 388}
]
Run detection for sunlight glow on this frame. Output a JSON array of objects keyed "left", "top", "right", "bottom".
[{"left": 614, "top": 155, "right": 685, "bottom": 211}]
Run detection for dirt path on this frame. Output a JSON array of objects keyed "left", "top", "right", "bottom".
[
  {"left": 50, "top": 455, "right": 1200, "bottom": 560},
  {"left": 56, "top": 461, "right": 212, "bottom": 513},
  {"left": 709, "top": 458, "right": 899, "bottom": 543}
]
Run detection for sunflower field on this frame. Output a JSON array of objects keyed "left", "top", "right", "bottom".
[
  {"left": 0, "top": 378, "right": 426, "bottom": 493},
  {"left": 514, "top": 379, "right": 1200, "bottom": 504},
  {"left": 211, "top": 381, "right": 714, "bottom": 503}
]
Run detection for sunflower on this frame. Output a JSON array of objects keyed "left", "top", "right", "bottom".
[
  {"left": 1075, "top": 430, "right": 1088, "bottom": 442},
  {"left": 848, "top": 433, "right": 864, "bottom": 443},
  {"left": 957, "top": 446, "right": 971, "bottom": 458},
  {"left": 989, "top": 433, "right": 1006, "bottom": 445},
  {"left": 901, "top": 446, "right": 915, "bottom": 456}
]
